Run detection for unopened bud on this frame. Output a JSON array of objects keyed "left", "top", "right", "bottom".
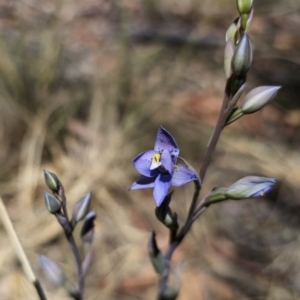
[
  {"left": 241, "top": 86, "right": 281, "bottom": 114},
  {"left": 81, "top": 211, "right": 96, "bottom": 243},
  {"left": 225, "top": 18, "right": 239, "bottom": 43},
  {"left": 224, "top": 40, "right": 234, "bottom": 78},
  {"left": 231, "top": 33, "right": 252, "bottom": 76},
  {"left": 155, "top": 192, "right": 178, "bottom": 230},
  {"left": 39, "top": 255, "right": 65, "bottom": 286},
  {"left": 225, "top": 176, "right": 276, "bottom": 200},
  {"left": 44, "top": 191, "right": 61, "bottom": 214},
  {"left": 72, "top": 192, "right": 92, "bottom": 224},
  {"left": 237, "top": 0, "right": 253, "bottom": 15},
  {"left": 206, "top": 177, "right": 276, "bottom": 204},
  {"left": 43, "top": 170, "right": 60, "bottom": 193}
]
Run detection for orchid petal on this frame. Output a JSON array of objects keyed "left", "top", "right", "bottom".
[
  {"left": 154, "top": 126, "right": 179, "bottom": 158},
  {"left": 172, "top": 163, "right": 198, "bottom": 186},
  {"left": 133, "top": 150, "right": 158, "bottom": 177},
  {"left": 153, "top": 174, "right": 172, "bottom": 207},
  {"left": 161, "top": 149, "right": 174, "bottom": 175},
  {"left": 129, "top": 176, "right": 156, "bottom": 191}
]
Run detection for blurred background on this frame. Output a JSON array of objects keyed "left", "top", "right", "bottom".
[{"left": 0, "top": 0, "right": 300, "bottom": 299}]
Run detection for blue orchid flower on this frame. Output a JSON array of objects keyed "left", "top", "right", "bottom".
[{"left": 130, "top": 126, "right": 199, "bottom": 206}]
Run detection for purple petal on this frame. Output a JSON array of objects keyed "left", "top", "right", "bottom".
[
  {"left": 129, "top": 175, "right": 155, "bottom": 191},
  {"left": 161, "top": 149, "right": 174, "bottom": 175},
  {"left": 133, "top": 150, "right": 157, "bottom": 177},
  {"left": 172, "top": 164, "right": 198, "bottom": 186},
  {"left": 154, "top": 126, "right": 179, "bottom": 158},
  {"left": 153, "top": 174, "right": 172, "bottom": 206}
]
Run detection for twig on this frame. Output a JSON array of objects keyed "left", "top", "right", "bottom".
[{"left": 0, "top": 196, "right": 47, "bottom": 300}]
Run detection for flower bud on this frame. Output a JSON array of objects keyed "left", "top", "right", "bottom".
[
  {"left": 224, "top": 40, "right": 234, "bottom": 78},
  {"left": 81, "top": 211, "right": 96, "bottom": 243},
  {"left": 241, "top": 86, "right": 281, "bottom": 114},
  {"left": 206, "top": 177, "right": 276, "bottom": 204},
  {"left": 44, "top": 191, "right": 61, "bottom": 214},
  {"left": 237, "top": 0, "right": 253, "bottom": 15},
  {"left": 225, "top": 18, "right": 239, "bottom": 43},
  {"left": 155, "top": 192, "right": 178, "bottom": 230},
  {"left": 231, "top": 33, "right": 252, "bottom": 76},
  {"left": 225, "top": 176, "right": 276, "bottom": 200},
  {"left": 72, "top": 192, "right": 92, "bottom": 224},
  {"left": 39, "top": 255, "right": 65, "bottom": 286},
  {"left": 43, "top": 170, "right": 60, "bottom": 193}
]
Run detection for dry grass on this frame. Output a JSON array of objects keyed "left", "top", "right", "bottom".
[{"left": 1, "top": 0, "right": 300, "bottom": 299}]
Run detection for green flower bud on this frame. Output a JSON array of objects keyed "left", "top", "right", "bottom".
[
  {"left": 43, "top": 170, "right": 60, "bottom": 193},
  {"left": 237, "top": 0, "right": 253, "bottom": 15},
  {"left": 231, "top": 33, "right": 252, "bottom": 76},
  {"left": 241, "top": 86, "right": 281, "bottom": 114},
  {"left": 44, "top": 191, "right": 61, "bottom": 214}
]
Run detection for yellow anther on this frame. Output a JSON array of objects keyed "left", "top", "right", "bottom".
[
  {"left": 150, "top": 153, "right": 162, "bottom": 170},
  {"left": 152, "top": 153, "right": 161, "bottom": 163}
]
